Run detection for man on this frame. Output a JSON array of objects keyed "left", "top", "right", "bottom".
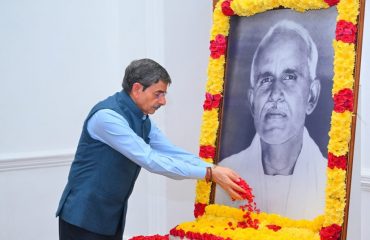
[
  {"left": 56, "top": 59, "right": 245, "bottom": 240},
  {"left": 215, "top": 20, "right": 327, "bottom": 220}
]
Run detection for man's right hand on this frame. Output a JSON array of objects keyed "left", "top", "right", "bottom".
[{"left": 211, "top": 165, "right": 246, "bottom": 200}]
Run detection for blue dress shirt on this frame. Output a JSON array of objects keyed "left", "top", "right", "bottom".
[{"left": 87, "top": 109, "right": 211, "bottom": 180}]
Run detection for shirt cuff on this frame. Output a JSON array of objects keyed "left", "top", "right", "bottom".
[{"left": 192, "top": 166, "right": 209, "bottom": 179}]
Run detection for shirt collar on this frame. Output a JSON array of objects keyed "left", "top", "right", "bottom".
[{"left": 119, "top": 91, "right": 148, "bottom": 120}]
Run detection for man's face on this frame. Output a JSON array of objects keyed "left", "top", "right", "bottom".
[
  {"left": 249, "top": 33, "right": 318, "bottom": 144},
  {"left": 132, "top": 80, "right": 168, "bottom": 115}
]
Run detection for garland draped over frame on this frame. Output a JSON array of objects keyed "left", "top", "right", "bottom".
[{"left": 173, "top": 0, "right": 360, "bottom": 239}]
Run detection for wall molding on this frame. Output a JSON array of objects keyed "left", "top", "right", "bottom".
[
  {"left": 1, "top": 150, "right": 370, "bottom": 193},
  {"left": 361, "top": 168, "right": 370, "bottom": 192},
  {"left": 0, "top": 149, "right": 74, "bottom": 172}
]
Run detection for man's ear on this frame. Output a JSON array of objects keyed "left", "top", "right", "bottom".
[
  {"left": 306, "top": 78, "right": 321, "bottom": 115},
  {"left": 131, "top": 82, "right": 143, "bottom": 98},
  {"left": 248, "top": 89, "right": 255, "bottom": 117},
  {"left": 130, "top": 82, "right": 143, "bottom": 101}
]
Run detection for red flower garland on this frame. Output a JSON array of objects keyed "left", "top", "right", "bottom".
[
  {"left": 323, "top": 0, "right": 340, "bottom": 7},
  {"left": 203, "top": 93, "right": 223, "bottom": 110},
  {"left": 199, "top": 145, "right": 216, "bottom": 159},
  {"left": 336, "top": 20, "right": 357, "bottom": 43},
  {"left": 129, "top": 235, "right": 169, "bottom": 240},
  {"left": 170, "top": 227, "right": 185, "bottom": 238},
  {"left": 194, "top": 202, "right": 208, "bottom": 218},
  {"left": 319, "top": 224, "right": 342, "bottom": 240},
  {"left": 333, "top": 88, "right": 354, "bottom": 113},
  {"left": 221, "top": 0, "right": 235, "bottom": 16},
  {"left": 328, "top": 153, "right": 347, "bottom": 170},
  {"left": 170, "top": 227, "right": 231, "bottom": 240},
  {"left": 209, "top": 34, "right": 227, "bottom": 59}
]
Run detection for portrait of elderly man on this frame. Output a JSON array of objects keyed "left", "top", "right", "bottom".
[{"left": 215, "top": 20, "right": 328, "bottom": 220}]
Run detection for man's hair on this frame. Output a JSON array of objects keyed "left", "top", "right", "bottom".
[
  {"left": 250, "top": 20, "right": 318, "bottom": 86},
  {"left": 122, "top": 58, "right": 171, "bottom": 93}
]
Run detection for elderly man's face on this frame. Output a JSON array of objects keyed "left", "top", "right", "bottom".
[{"left": 249, "top": 33, "right": 319, "bottom": 144}]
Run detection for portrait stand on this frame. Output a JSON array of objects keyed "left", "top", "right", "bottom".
[{"left": 188, "top": 0, "right": 365, "bottom": 239}]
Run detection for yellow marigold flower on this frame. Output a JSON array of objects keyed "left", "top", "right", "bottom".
[
  {"left": 199, "top": 125, "right": 218, "bottom": 146},
  {"left": 210, "top": 7, "right": 230, "bottom": 38},
  {"left": 328, "top": 111, "right": 352, "bottom": 156},
  {"left": 280, "top": 0, "right": 325, "bottom": 12},
  {"left": 195, "top": 180, "right": 212, "bottom": 203},
  {"left": 324, "top": 202, "right": 345, "bottom": 226},
  {"left": 207, "top": 57, "right": 225, "bottom": 94},
  {"left": 200, "top": 109, "right": 219, "bottom": 146},
  {"left": 232, "top": 0, "right": 279, "bottom": 16},
  {"left": 324, "top": 169, "right": 347, "bottom": 225},
  {"left": 332, "top": 41, "right": 355, "bottom": 94},
  {"left": 337, "top": 0, "right": 360, "bottom": 24},
  {"left": 206, "top": 204, "right": 245, "bottom": 220}
]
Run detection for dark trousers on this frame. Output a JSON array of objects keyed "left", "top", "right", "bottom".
[{"left": 59, "top": 218, "right": 123, "bottom": 240}]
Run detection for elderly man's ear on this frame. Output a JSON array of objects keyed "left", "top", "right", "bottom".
[
  {"left": 248, "top": 89, "right": 255, "bottom": 117},
  {"left": 306, "top": 78, "right": 321, "bottom": 115}
]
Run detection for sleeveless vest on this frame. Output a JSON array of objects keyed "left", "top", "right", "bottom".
[{"left": 56, "top": 91, "right": 151, "bottom": 235}]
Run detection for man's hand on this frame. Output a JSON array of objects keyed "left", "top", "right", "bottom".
[{"left": 211, "top": 165, "right": 246, "bottom": 200}]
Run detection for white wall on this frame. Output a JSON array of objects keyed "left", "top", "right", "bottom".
[
  {"left": 0, "top": 1, "right": 125, "bottom": 153},
  {"left": 0, "top": 0, "right": 369, "bottom": 240},
  {"left": 163, "top": 0, "right": 213, "bottom": 228},
  {"left": 360, "top": 1, "right": 370, "bottom": 172},
  {"left": 0, "top": 0, "right": 152, "bottom": 239}
]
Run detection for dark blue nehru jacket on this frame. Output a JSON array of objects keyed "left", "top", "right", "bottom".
[{"left": 56, "top": 91, "right": 151, "bottom": 235}]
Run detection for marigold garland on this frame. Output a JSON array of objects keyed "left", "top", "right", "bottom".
[
  {"left": 332, "top": 41, "right": 355, "bottom": 94},
  {"left": 206, "top": 58, "right": 226, "bottom": 94},
  {"left": 191, "top": 0, "right": 360, "bottom": 239},
  {"left": 173, "top": 205, "right": 325, "bottom": 240},
  {"left": 199, "top": 109, "right": 220, "bottom": 147},
  {"left": 328, "top": 111, "right": 352, "bottom": 156}
]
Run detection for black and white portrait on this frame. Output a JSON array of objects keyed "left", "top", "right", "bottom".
[{"left": 214, "top": 7, "right": 337, "bottom": 220}]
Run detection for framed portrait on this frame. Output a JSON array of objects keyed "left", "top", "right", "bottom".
[
  {"left": 191, "top": 0, "right": 365, "bottom": 239},
  {"left": 214, "top": 6, "right": 338, "bottom": 220}
]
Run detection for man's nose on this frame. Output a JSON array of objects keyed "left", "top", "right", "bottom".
[
  {"left": 268, "top": 81, "right": 284, "bottom": 102},
  {"left": 158, "top": 95, "right": 166, "bottom": 105}
]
